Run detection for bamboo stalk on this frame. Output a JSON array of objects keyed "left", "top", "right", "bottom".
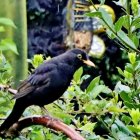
[{"left": 0, "top": 0, "right": 28, "bottom": 87}]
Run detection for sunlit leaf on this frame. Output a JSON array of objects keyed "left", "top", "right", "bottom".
[
  {"left": 127, "top": 125, "right": 140, "bottom": 133},
  {"left": 0, "top": 26, "right": 5, "bottom": 32},
  {"left": 80, "top": 122, "right": 96, "bottom": 133},
  {"left": 128, "top": 52, "right": 136, "bottom": 64},
  {"left": 0, "top": 17, "right": 16, "bottom": 28},
  {"left": 85, "top": 11, "right": 102, "bottom": 18},
  {"left": 108, "top": 106, "right": 127, "bottom": 113},
  {"left": 84, "top": 102, "right": 94, "bottom": 113},
  {"left": 131, "top": 17, "right": 140, "bottom": 27},
  {"left": 86, "top": 76, "right": 100, "bottom": 94},
  {"left": 0, "top": 38, "right": 18, "bottom": 54},
  {"left": 129, "top": 108, "right": 140, "bottom": 126},
  {"left": 115, "top": 16, "right": 125, "bottom": 31},
  {"left": 116, "top": 67, "right": 124, "bottom": 76},
  {"left": 73, "top": 67, "right": 83, "bottom": 83},
  {"left": 90, "top": 85, "right": 106, "bottom": 98},
  {"left": 117, "top": 30, "right": 136, "bottom": 50}
]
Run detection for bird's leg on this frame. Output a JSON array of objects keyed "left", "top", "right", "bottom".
[
  {"left": 41, "top": 106, "right": 48, "bottom": 114},
  {"left": 40, "top": 106, "right": 60, "bottom": 122},
  {"left": 40, "top": 106, "right": 50, "bottom": 116}
]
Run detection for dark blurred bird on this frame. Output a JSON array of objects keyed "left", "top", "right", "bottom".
[{"left": 0, "top": 48, "right": 95, "bottom": 132}]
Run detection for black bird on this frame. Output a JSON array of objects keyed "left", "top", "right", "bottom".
[{"left": 0, "top": 48, "right": 95, "bottom": 132}]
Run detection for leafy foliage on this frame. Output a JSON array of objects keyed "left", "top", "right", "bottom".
[
  {"left": 0, "top": 17, "right": 17, "bottom": 54},
  {"left": 0, "top": 56, "right": 140, "bottom": 139},
  {"left": 1, "top": 0, "right": 140, "bottom": 139},
  {"left": 0, "top": 17, "right": 18, "bottom": 140},
  {"left": 0, "top": 17, "right": 17, "bottom": 84},
  {"left": 87, "top": 0, "right": 140, "bottom": 53}
]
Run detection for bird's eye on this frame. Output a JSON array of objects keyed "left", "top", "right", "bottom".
[{"left": 77, "top": 54, "right": 82, "bottom": 59}]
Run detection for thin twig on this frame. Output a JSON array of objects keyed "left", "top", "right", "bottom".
[{"left": 0, "top": 84, "right": 17, "bottom": 95}]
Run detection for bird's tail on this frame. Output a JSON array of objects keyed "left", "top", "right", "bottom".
[{"left": 0, "top": 100, "right": 26, "bottom": 132}]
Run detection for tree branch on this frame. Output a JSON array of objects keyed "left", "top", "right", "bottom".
[
  {"left": 0, "top": 84, "right": 17, "bottom": 95},
  {"left": 2, "top": 115, "right": 85, "bottom": 140}
]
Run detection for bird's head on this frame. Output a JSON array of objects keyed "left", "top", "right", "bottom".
[{"left": 66, "top": 48, "right": 95, "bottom": 68}]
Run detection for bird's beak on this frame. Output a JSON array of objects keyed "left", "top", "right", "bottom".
[{"left": 83, "top": 60, "right": 96, "bottom": 67}]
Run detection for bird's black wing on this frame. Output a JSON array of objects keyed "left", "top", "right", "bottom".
[{"left": 13, "top": 62, "right": 56, "bottom": 99}]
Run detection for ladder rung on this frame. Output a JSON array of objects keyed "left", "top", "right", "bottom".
[
  {"left": 73, "top": 8, "right": 89, "bottom": 12},
  {"left": 75, "top": 19, "right": 91, "bottom": 22},
  {"left": 74, "top": 15, "right": 86, "bottom": 18},
  {"left": 75, "top": 0, "right": 89, "bottom": 6}
]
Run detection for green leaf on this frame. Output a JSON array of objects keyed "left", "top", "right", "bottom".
[
  {"left": 0, "top": 26, "right": 5, "bottom": 32},
  {"left": 121, "top": 15, "right": 130, "bottom": 30},
  {"left": 131, "top": 0, "right": 139, "bottom": 16},
  {"left": 120, "top": 91, "right": 132, "bottom": 103},
  {"left": 134, "top": 61, "right": 140, "bottom": 71},
  {"left": 131, "top": 23, "right": 140, "bottom": 32},
  {"left": 124, "top": 70, "right": 133, "bottom": 79},
  {"left": 106, "top": 28, "right": 116, "bottom": 39},
  {"left": 129, "top": 108, "right": 140, "bottom": 126},
  {"left": 116, "top": 67, "right": 124, "bottom": 76},
  {"left": 86, "top": 76, "right": 100, "bottom": 94},
  {"left": 128, "top": 52, "right": 136, "bottom": 64},
  {"left": 108, "top": 106, "right": 126, "bottom": 113},
  {"left": 115, "top": 119, "right": 134, "bottom": 136},
  {"left": 85, "top": 11, "right": 102, "bottom": 18},
  {"left": 84, "top": 102, "right": 94, "bottom": 113},
  {"left": 73, "top": 67, "right": 83, "bottom": 83},
  {"left": 131, "top": 17, "right": 140, "bottom": 27},
  {"left": 32, "top": 54, "right": 44, "bottom": 68},
  {"left": 0, "top": 38, "right": 18, "bottom": 54},
  {"left": 115, "top": 82, "right": 131, "bottom": 93},
  {"left": 99, "top": 7, "right": 115, "bottom": 31},
  {"left": 99, "top": 0, "right": 105, "bottom": 4},
  {"left": 0, "top": 17, "right": 16, "bottom": 28},
  {"left": 117, "top": 30, "right": 136, "bottom": 50},
  {"left": 47, "top": 104, "right": 73, "bottom": 120},
  {"left": 102, "top": 86, "right": 112, "bottom": 94},
  {"left": 111, "top": 123, "right": 119, "bottom": 136},
  {"left": 115, "top": 16, "right": 125, "bottom": 31},
  {"left": 121, "top": 115, "right": 132, "bottom": 125},
  {"left": 113, "top": 0, "right": 127, "bottom": 9},
  {"left": 81, "top": 74, "right": 90, "bottom": 82},
  {"left": 123, "top": 101, "right": 136, "bottom": 109},
  {"left": 80, "top": 122, "right": 96, "bottom": 133},
  {"left": 0, "top": 98, "right": 6, "bottom": 105},
  {"left": 130, "top": 34, "right": 139, "bottom": 48},
  {"left": 28, "top": 130, "right": 45, "bottom": 140},
  {"left": 90, "top": 85, "right": 106, "bottom": 99},
  {"left": 125, "top": 63, "right": 134, "bottom": 73},
  {"left": 127, "top": 125, "right": 140, "bottom": 133}
]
